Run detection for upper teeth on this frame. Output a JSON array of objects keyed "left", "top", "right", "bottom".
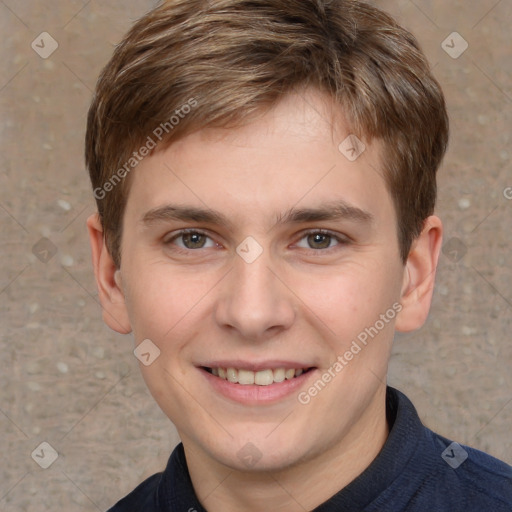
[{"left": 211, "top": 367, "right": 304, "bottom": 385}]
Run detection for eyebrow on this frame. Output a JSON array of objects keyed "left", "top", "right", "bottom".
[
  {"left": 141, "top": 205, "right": 232, "bottom": 227},
  {"left": 276, "top": 201, "right": 374, "bottom": 226},
  {"left": 140, "top": 200, "right": 373, "bottom": 229}
]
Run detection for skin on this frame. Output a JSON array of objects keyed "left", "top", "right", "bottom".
[{"left": 88, "top": 89, "right": 442, "bottom": 511}]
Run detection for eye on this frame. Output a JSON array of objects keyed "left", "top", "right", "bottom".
[
  {"left": 166, "top": 230, "right": 216, "bottom": 250},
  {"left": 295, "top": 231, "right": 346, "bottom": 250}
]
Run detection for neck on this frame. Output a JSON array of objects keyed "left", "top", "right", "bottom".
[{"left": 184, "top": 386, "right": 389, "bottom": 512}]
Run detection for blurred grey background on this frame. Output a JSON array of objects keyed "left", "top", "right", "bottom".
[{"left": 1, "top": 0, "right": 511, "bottom": 510}]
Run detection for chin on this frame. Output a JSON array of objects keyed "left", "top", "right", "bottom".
[{"left": 199, "top": 429, "right": 313, "bottom": 473}]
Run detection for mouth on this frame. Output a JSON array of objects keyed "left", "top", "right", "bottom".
[{"left": 202, "top": 366, "right": 315, "bottom": 386}]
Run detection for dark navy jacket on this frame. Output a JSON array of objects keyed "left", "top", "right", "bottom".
[{"left": 108, "top": 387, "right": 512, "bottom": 511}]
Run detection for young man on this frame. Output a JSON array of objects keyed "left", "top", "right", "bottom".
[{"left": 85, "top": 0, "right": 512, "bottom": 510}]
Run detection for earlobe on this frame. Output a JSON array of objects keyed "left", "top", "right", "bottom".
[
  {"left": 395, "top": 216, "right": 443, "bottom": 333},
  {"left": 86, "top": 213, "right": 132, "bottom": 334}
]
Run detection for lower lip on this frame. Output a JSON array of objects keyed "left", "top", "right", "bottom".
[{"left": 199, "top": 367, "right": 316, "bottom": 405}]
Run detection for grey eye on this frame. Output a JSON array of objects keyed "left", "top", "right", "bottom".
[
  {"left": 295, "top": 232, "right": 339, "bottom": 250},
  {"left": 169, "top": 231, "right": 216, "bottom": 249},
  {"left": 181, "top": 232, "right": 207, "bottom": 249},
  {"left": 307, "top": 233, "right": 332, "bottom": 249}
]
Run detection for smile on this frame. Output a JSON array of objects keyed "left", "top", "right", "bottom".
[
  {"left": 203, "top": 367, "right": 312, "bottom": 386},
  {"left": 200, "top": 365, "right": 317, "bottom": 404}
]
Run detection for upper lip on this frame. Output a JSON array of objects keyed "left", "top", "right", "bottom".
[{"left": 198, "top": 360, "right": 315, "bottom": 371}]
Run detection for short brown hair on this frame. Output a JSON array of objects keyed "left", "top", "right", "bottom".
[{"left": 85, "top": 0, "right": 449, "bottom": 267}]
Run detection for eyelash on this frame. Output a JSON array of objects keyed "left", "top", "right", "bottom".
[
  {"left": 164, "top": 229, "right": 217, "bottom": 252},
  {"left": 164, "top": 228, "right": 351, "bottom": 254},
  {"left": 295, "top": 229, "right": 351, "bottom": 251}
]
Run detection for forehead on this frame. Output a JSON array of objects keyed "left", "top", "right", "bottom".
[{"left": 124, "top": 90, "right": 393, "bottom": 230}]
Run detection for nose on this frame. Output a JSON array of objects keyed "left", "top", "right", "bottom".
[{"left": 214, "top": 252, "right": 296, "bottom": 341}]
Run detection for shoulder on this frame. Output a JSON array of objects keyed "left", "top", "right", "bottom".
[
  {"left": 106, "top": 472, "right": 162, "bottom": 512},
  {"left": 380, "top": 389, "right": 512, "bottom": 512},
  {"left": 449, "top": 442, "right": 512, "bottom": 508},
  {"left": 422, "top": 430, "right": 512, "bottom": 511}
]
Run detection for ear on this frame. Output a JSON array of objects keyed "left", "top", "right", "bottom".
[
  {"left": 86, "top": 213, "right": 132, "bottom": 334},
  {"left": 395, "top": 215, "right": 443, "bottom": 332}
]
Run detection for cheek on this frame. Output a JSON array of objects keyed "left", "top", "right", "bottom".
[
  {"left": 122, "top": 262, "right": 214, "bottom": 342},
  {"left": 292, "top": 258, "right": 402, "bottom": 345}
]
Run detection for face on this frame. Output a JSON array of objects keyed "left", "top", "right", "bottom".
[{"left": 100, "top": 90, "right": 413, "bottom": 472}]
